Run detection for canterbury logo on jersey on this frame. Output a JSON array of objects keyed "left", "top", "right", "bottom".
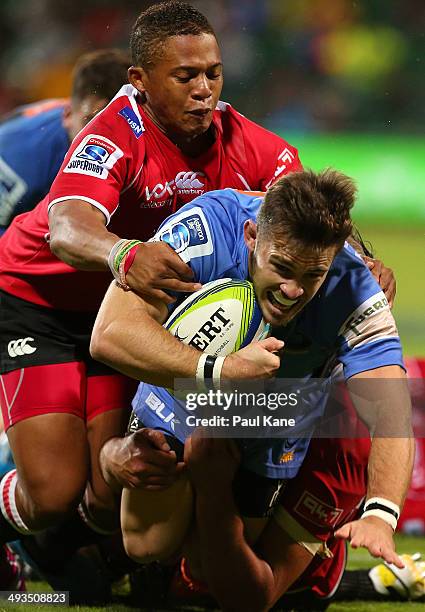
[
  {"left": 7, "top": 337, "right": 37, "bottom": 358},
  {"left": 145, "top": 171, "right": 205, "bottom": 202}
]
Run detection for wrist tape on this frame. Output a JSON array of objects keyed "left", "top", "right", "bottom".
[
  {"left": 108, "top": 239, "right": 142, "bottom": 290},
  {"left": 362, "top": 497, "right": 400, "bottom": 531},
  {"left": 195, "top": 354, "right": 225, "bottom": 390}
]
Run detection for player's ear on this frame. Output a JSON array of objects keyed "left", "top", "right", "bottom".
[
  {"left": 128, "top": 66, "right": 147, "bottom": 95},
  {"left": 244, "top": 220, "right": 257, "bottom": 253},
  {"left": 61, "top": 103, "right": 72, "bottom": 133}
]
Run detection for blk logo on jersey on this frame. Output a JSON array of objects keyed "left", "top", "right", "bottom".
[
  {"left": 340, "top": 291, "right": 397, "bottom": 349},
  {"left": 127, "top": 411, "right": 143, "bottom": 433},
  {"left": 118, "top": 106, "right": 145, "bottom": 139},
  {"left": 64, "top": 134, "right": 124, "bottom": 179},
  {"left": 146, "top": 392, "right": 176, "bottom": 431},
  {"left": 294, "top": 491, "right": 343, "bottom": 527}
]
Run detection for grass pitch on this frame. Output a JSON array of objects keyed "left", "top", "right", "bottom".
[{"left": 1, "top": 535, "right": 424, "bottom": 611}]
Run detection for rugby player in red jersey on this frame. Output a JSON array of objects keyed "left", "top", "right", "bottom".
[{"left": 0, "top": 0, "right": 303, "bottom": 555}]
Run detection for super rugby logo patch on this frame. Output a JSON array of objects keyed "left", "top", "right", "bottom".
[
  {"left": 151, "top": 206, "right": 213, "bottom": 262},
  {"left": 64, "top": 134, "right": 124, "bottom": 179}
]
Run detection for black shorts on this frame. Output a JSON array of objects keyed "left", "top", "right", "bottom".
[
  {"left": 128, "top": 412, "right": 285, "bottom": 518},
  {"left": 0, "top": 289, "right": 113, "bottom": 376}
]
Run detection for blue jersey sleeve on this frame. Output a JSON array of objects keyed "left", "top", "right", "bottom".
[
  {"left": 332, "top": 249, "right": 404, "bottom": 378},
  {"left": 151, "top": 189, "right": 261, "bottom": 284},
  {"left": 0, "top": 107, "right": 69, "bottom": 231}
]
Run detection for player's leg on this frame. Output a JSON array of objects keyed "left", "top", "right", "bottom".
[
  {"left": 121, "top": 473, "right": 193, "bottom": 563},
  {"left": 0, "top": 363, "right": 90, "bottom": 542},
  {"left": 180, "top": 466, "right": 279, "bottom": 584},
  {"left": 82, "top": 371, "right": 138, "bottom": 533},
  {"left": 2, "top": 412, "right": 88, "bottom": 539}
]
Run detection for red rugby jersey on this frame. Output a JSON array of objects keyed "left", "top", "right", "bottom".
[{"left": 0, "top": 85, "right": 301, "bottom": 311}]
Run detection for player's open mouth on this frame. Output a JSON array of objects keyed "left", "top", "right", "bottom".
[{"left": 268, "top": 291, "right": 298, "bottom": 312}]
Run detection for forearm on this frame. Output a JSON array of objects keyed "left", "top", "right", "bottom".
[
  {"left": 367, "top": 436, "right": 414, "bottom": 508},
  {"left": 348, "top": 366, "right": 414, "bottom": 509},
  {"left": 49, "top": 200, "right": 119, "bottom": 270},
  {"left": 195, "top": 491, "right": 274, "bottom": 612},
  {"left": 92, "top": 303, "right": 201, "bottom": 384}
]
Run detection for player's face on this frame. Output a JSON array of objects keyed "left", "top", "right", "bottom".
[
  {"left": 245, "top": 222, "right": 337, "bottom": 326},
  {"left": 64, "top": 95, "right": 109, "bottom": 141},
  {"left": 130, "top": 33, "right": 223, "bottom": 139}
]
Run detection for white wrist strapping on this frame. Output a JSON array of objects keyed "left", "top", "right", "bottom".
[
  {"left": 108, "top": 239, "right": 127, "bottom": 283},
  {"left": 362, "top": 497, "right": 400, "bottom": 531},
  {"left": 195, "top": 354, "right": 225, "bottom": 390},
  {"left": 195, "top": 353, "right": 208, "bottom": 389},
  {"left": 212, "top": 356, "right": 225, "bottom": 388}
]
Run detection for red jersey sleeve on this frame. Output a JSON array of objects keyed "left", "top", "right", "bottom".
[
  {"left": 231, "top": 108, "right": 303, "bottom": 190},
  {"left": 48, "top": 85, "right": 145, "bottom": 224}
]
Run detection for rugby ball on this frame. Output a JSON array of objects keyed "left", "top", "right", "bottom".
[{"left": 164, "top": 278, "right": 267, "bottom": 356}]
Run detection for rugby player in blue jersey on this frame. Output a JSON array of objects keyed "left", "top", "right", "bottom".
[
  {"left": 91, "top": 168, "right": 414, "bottom": 609},
  {"left": 0, "top": 48, "right": 129, "bottom": 235}
]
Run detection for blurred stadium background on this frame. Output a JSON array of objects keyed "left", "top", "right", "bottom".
[
  {"left": 0, "top": 2, "right": 424, "bottom": 606},
  {"left": 1, "top": 0, "right": 422, "bottom": 354}
]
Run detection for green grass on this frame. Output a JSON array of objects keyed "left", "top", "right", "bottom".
[
  {"left": 355, "top": 224, "right": 425, "bottom": 357},
  {"left": 1, "top": 535, "right": 424, "bottom": 612},
  {"left": 328, "top": 534, "right": 425, "bottom": 611}
]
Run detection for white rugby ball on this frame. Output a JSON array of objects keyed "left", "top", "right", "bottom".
[{"left": 164, "top": 278, "right": 267, "bottom": 356}]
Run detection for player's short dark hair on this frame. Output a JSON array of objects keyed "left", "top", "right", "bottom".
[
  {"left": 130, "top": 1, "right": 216, "bottom": 69},
  {"left": 258, "top": 169, "right": 355, "bottom": 250},
  {"left": 71, "top": 49, "right": 130, "bottom": 102}
]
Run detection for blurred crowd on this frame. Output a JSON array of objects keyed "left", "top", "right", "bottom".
[{"left": 0, "top": 0, "right": 423, "bottom": 132}]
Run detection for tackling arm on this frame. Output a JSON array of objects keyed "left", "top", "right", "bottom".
[
  {"left": 347, "top": 230, "right": 396, "bottom": 307},
  {"left": 48, "top": 200, "right": 200, "bottom": 299},
  {"left": 49, "top": 199, "right": 119, "bottom": 270}
]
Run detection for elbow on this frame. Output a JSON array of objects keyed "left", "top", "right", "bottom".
[
  {"left": 49, "top": 207, "right": 81, "bottom": 265},
  {"left": 89, "top": 328, "right": 111, "bottom": 365},
  {"left": 49, "top": 232, "right": 70, "bottom": 262}
]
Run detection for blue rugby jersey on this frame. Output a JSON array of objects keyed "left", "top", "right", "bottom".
[
  {"left": 131, "top": 188, "right": 403, "bottom": 478},
  {"left": 0, "top": 101, "right": 69, "bottom": 233}
]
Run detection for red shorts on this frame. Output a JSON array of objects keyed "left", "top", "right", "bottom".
[
  {"left": 0, "top": 290, "right": 138, "bottom": 429},
  {"left": 276, "top": 397, "right": 371, "bottom": 598},
  {"left": 398, "top": 437, "right": 425, "bottom": 534},
  {"left": 0, "top": 362, "right": 138, "bottom": 430}
]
